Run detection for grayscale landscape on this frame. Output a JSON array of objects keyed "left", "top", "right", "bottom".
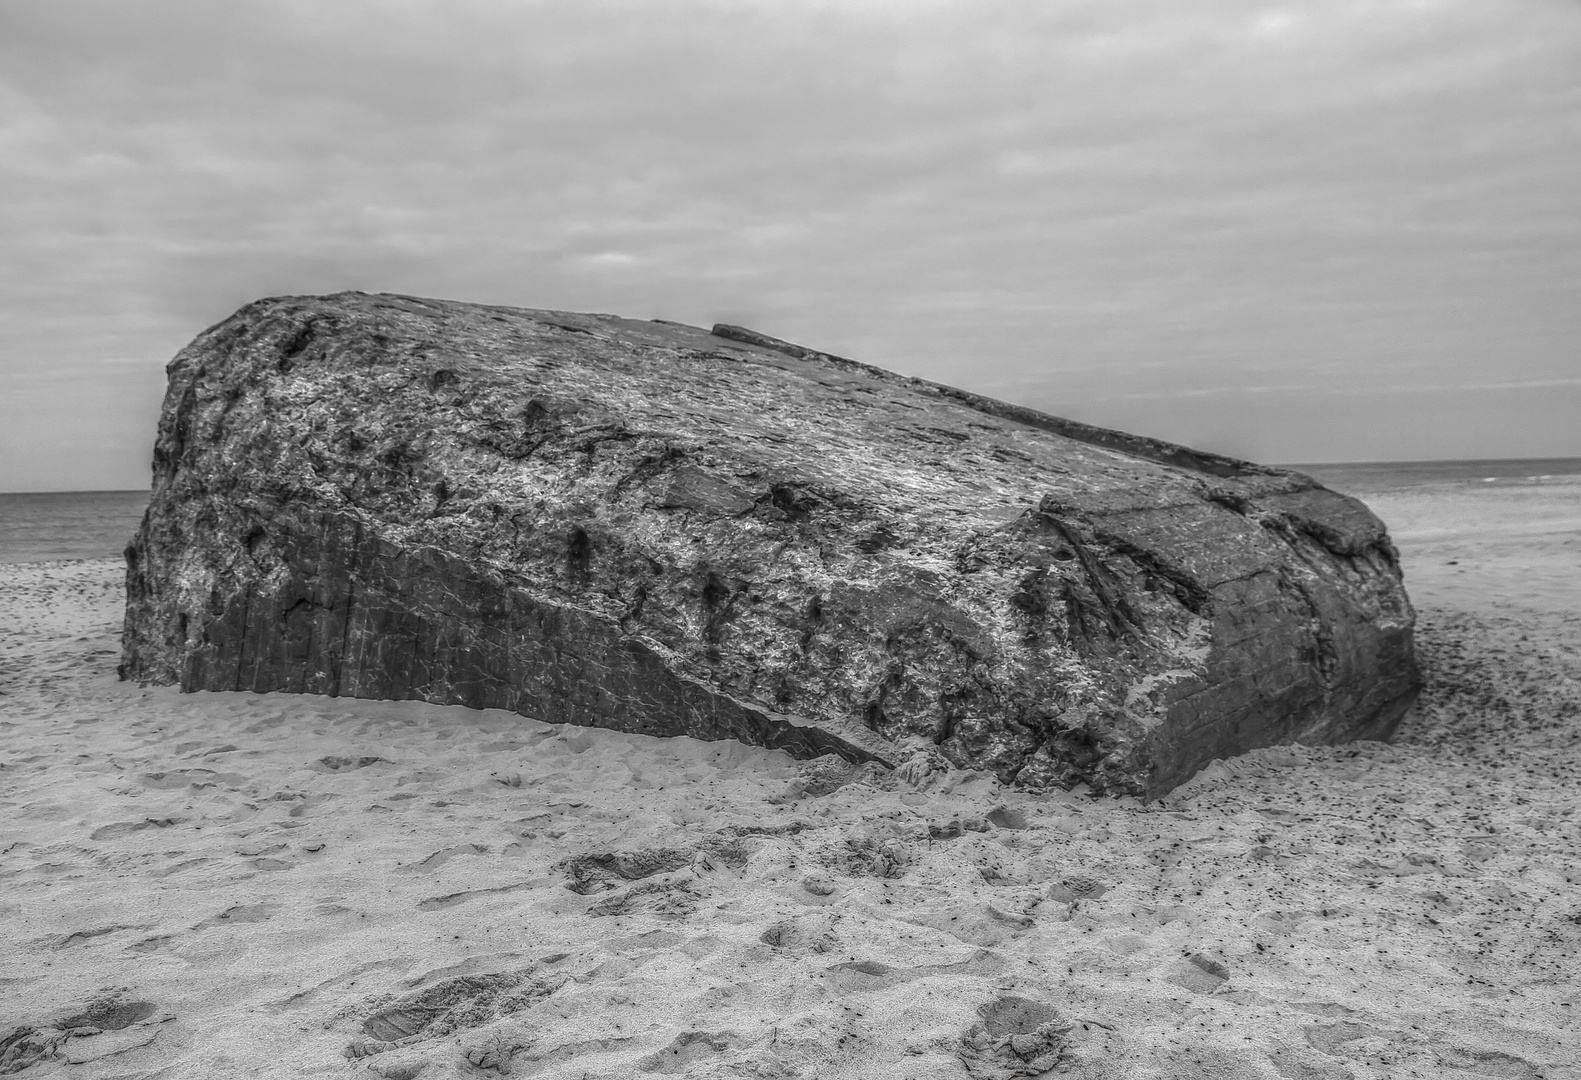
[{"left": 2, "top": 2, "right": 1578, "bottom": 1078}]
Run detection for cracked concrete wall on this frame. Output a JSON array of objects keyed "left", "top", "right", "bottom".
[{"left": 121, "top": 291, "right": 1419, "bottom": 797}]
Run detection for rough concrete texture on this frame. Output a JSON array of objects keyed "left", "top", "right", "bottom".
[{"left": 121, "top": 292, "right": 1419, "bottom": 797}]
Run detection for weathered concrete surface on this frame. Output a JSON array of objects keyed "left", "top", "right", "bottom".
[{"left": 121, "top": 292, "right": 1419, "bottom": 796}]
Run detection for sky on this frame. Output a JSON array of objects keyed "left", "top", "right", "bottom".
[{"left": 2, "top": 0, "right": 1578, "bottom": 492}]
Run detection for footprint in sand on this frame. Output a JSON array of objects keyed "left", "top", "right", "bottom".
[
  {"left": 400, "top": 843, "right": 489, "bottom": 872},
  {"left": 929, "top": 816, "right": 992, "bottom": 840},
  {"left": 0, "top": 991, "right": 172, "bottom": 1073},
  {"left": 1251, "top": 910, "right": 1312, "bottom": 935},
  {"left": 558, "top": 848, "right": 695, "bottom": 894},
  {"left": 636, "top": 1030, "right": 738, "bottom": 1074},
  {"left": 89, "top": 816, "right": 186, "bottom": 841},
  {"left": 194, "top": 902, "right": 275, "bottom": 929},
  {"left": 969, "top": 843, "right": 1031, "bottom": 886},
  {"left": 1268, "top": 1040, "right": 1356, "bottom": 1078},
  {"left": 459, "top": 1019, "right": 536, "bottom": 1073},
  {"left": 959, "top": 996, "right": 1072, "bottom": 1077},
  {"left": 60, "top": 1020, "right": 170, "bottom": 1065},
  {"left": 901, "top": 904, "right": 1031, "bottom": 947},
  {"left": 317, "top": 755, "right": 390, "bottom": 771},
  {"left": 1433, "top": 1046, "right": 1543, "bottom": 1078},
  {"left": 1104, "top": 932, "right": 1148, "bottom": 956},
  {"left": 986, "top": 805, "right": 1032, "bottom": 830},
  {"left": 822, "top": 959, "right": 934, "bottom": 993},
  {"left": 513, "top": 1035, "right": 636, "bottom": 1074},
  {"left": 1047, "top": 877, "right": 1108, "bottom": 902},
  {"left": 414, "top": 882, "right": 536, "bottom": 911},
  {"left": 771, "top": 754, "right": 887, "bottom": 801},
  {"left": 587, "top": 874, "right": 705, "bottom": 919},
  {"left": 759, "top": 916, "right": 839, "bottom": 954},
  {"left": 346, "top": 1035, "right": 422, "bottom": 1060},
  {"left": 344, "top": 967, "right": 565, "bottom": 1061},
  {"left": 827, "top": 833, "right": 908, "bottom": 878},
  {"left": 140, "top": 767, "right": 245, "bottom": 791},
  {"left": 1168, "top": 952, "right": 1230, "bottom": 995},
  {"left": 801, "top": 875, "right": 837, "bottom": 896},
  {"left": 985, "top": 902, "right": 1036, "bottom": 929},
  {"left": 364, "top": 1057, "right": 430, "bottom": 1079},
  {"left": 58, "top": 995, "right": 161, "bottom": 1032},
  {"left": 1291, "top": 1002, "right": 1358, "bottom": 1019},
  {"left": 46, "top": 924, "right": 152, "bottom": 948},
  {"left": 1301, "top": 1020, "right": 1393, "bottom": 1057},
  {"left": 234, "top": 840, "right": 286, "bottom": 857},
  {"left": 1149, "top": 904, "right": 1189, "bottom": 925}
]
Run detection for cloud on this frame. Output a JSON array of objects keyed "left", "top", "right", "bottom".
[{"left": 1, "top": 0, "right": 1578, "bottom": 488}]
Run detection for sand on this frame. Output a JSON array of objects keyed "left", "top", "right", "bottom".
[{"left": 1, "top": 477, "right": 1577, "bottom": 1079}]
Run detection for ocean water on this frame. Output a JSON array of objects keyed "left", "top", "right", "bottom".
[
  {"left": 0, "top": 490, "right": 148, "bottom": 564},
  {"left": 1285, "top": 457, "right": 1581, "bottom": 495},
  {"left": 3, "top": 458, "right": 1578, "bottom": 563}
]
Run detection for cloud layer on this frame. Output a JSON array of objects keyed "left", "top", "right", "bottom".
[{"left": 3, "top": 0, "right": 1578, "bottom": 489}]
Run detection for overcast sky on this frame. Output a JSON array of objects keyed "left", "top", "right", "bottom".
[{"left": 2, "top": 0, "right": 1578, "bottom": 491}]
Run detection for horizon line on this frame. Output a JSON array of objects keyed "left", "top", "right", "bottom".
[{"left": 6, "top": 453, "right": 1581, "bottom": 498}]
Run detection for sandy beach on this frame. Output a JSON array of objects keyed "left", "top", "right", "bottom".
[{"left": 2, "top": 476, "right": 1577, "bottom": 1080}]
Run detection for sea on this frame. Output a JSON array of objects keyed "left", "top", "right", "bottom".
[
  {"left": 0, "top": 490, "right": 150, "bottom": 564},
  {"left": 1285, "top": 457, "right": 1581, "bottom": 495},
  {"left": 2, "top": 457, "right": 1578, "bottom": 564}
]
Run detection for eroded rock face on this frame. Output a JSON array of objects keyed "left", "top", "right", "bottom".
[{"left": 121, "top": 292, "right": 1419, "bottom": 796}]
